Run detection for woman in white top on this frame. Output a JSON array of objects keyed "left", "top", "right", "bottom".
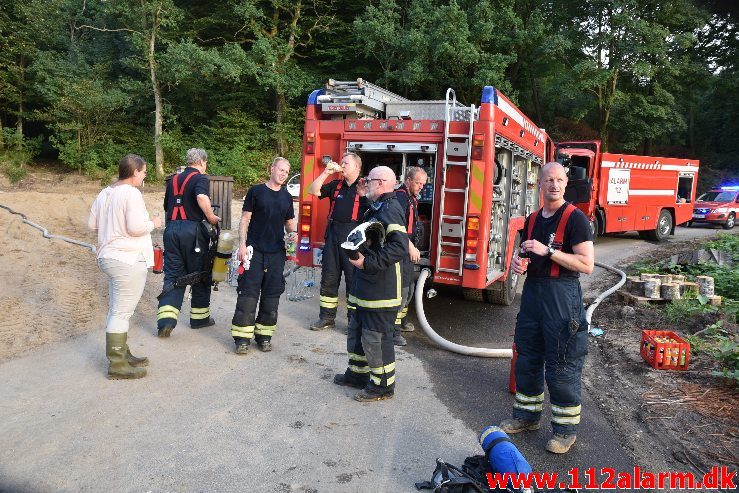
[{"left": 89, "top": 154, "right": 163, "bottom": 379}]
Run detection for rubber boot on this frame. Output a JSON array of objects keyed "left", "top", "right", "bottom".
[
  {"left": 545, "top": 434, "right": 577, "bottom": 454},
  {"left": 393, "top": 328, "right": 407, "bottom": 347},
  {"left": 126, "top": 345, "right": 149, "bottom": 367},
  {"left": 107, "top": 333, "right": 146, "bottom": 379}
]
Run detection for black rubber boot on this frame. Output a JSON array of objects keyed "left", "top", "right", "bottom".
[
  {"left": 107, "top": 333, "right": 146, "bottom": 379},
  {"left": 190, "top": 317, "right": 216, "bottom": 329},
  {"left": 333, "top": 372, "right": 369, "bottom": 389},
  {"left": 310, "top": 318, "right": 335, "bottom": 331}
]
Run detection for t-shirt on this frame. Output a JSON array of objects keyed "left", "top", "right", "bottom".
[
  {"left": 524, "top": 203, "right": 593, "bottom": 279},
  {"left": 243, "top": 183, "right": 295, "bottom": 253},
  {"left": 319, "top": 179, "right": 368, "bottom": 223},
  {"left": 163, "top": 167, "right": 210, "bottom": 222}
]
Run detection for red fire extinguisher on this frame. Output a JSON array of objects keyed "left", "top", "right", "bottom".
[
  {"left": 508, "top": 343, "right": 517, "bottom": 394},
  {"left": 153, "top": 243, "right": 164, "bottom": 274}
]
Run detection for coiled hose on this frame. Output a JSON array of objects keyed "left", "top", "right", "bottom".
[
  {"left": 414, "top": 262, "right": 626, "bottom": 359},
  {"left": 0, "top": 204, "right": 97, "bottom": 253}
]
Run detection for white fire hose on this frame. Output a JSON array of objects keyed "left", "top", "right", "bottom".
[
  {"left": 414, "top": 262, "right": 626, "bottom": 358},
  {"left": 0, "top": 204, "right": 97, "bottom": 253}
]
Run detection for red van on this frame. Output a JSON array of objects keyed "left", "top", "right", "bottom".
[{"left": 689, "top": 186, "right": 738, "bottom": 229}]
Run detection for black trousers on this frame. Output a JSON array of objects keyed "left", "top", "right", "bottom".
[
  {"left": 157, "top": 221, "right": 212, "bottom": 330},
  {"left": 343, "top": 309, "right": 396, "bottom": 392},
  {"left": 512, "top": 277, "right": 588, "bottom": 436},
  {"left": 319, "top": 222, "right": 358, "bottom": 321},
  {"left": 230, "top": 249, "right": 286, "bottom": 344}
]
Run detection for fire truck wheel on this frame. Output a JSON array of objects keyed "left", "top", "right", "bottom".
[
  {"left": 645, "top": 209, "right": 673, "bottom": 241},
  {"left": 462, "top": 288, "right": 484, "bottom": 302},
  {"left": 723, "top": 213, "right": 735, "bottom": 230},
  {"left": 589, "top": 217, "right": 600, "bottom": 241}
]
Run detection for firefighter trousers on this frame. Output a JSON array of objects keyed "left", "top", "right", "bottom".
[
  {"left": 342, "top": 309, "right": 396, "bottom": 394},
  {"left": 395, "top": 281, "right": 415, "bottom": 328},
  {"left": 319, "top": 222, "right": 357, "bottom": 322},
  {"left": 512, "top": 277, "right": 588, "bottom": 436},
  {"left": 157, "top": 221, "right": 212, "bottom": 331},
  {"left": 230, "top": 249, "right": 286, "bottom": 345}
]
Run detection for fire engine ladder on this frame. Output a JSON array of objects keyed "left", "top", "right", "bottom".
[
  {"left": 435, "top": 88, "right": 475, "bottom": 276},
  {"left": 317, "top": 79, "right": 408, "bottom": 117}
]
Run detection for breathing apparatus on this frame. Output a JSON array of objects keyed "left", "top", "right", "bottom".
[{"left": 340, "top": 220, "right": 386, "bottom": 260}]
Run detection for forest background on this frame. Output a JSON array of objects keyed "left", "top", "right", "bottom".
[{"left": 0, "top": 0, "right": 736, "bottom": 189}]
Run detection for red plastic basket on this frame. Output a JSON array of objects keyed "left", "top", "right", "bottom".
[{"left": 640, "top": 330, "right": 690, "bottom": 371}]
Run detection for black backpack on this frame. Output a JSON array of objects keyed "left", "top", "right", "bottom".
[{"left": 415, "top": 456, "right": 496, "bottom": 493}]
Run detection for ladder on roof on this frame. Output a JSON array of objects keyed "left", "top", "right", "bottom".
[
  {"left": 435, "top": 88, "right": 475, "bottom": 276},
  {"left": 317, "top": 79, "right": 408, "bottom": 118}
]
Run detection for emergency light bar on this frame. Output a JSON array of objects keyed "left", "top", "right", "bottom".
[{"left": 719, "top": 185, "right": 739, "bottom": 191}]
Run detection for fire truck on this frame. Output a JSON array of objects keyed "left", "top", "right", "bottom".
[
  {"left": 555, "top": 142, "right": 700, "bottom": 241},
  {"left": 295, "top": 79, "right": 549, "bottom": 305}
]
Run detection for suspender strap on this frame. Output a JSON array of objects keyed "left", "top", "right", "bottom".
[
  {"left": 549, "top": 203, "right": 577, "bottom": 278},
  {"left": 395, "top": 188, "right": 415, "bottom": 234},
  {"left": 170, "top": 171, "right": 198, "bottom": 221},
  {"left": 525, "top": 209, "right": 539, "bottom": 241},
  {"left": 328, "top": 180, "right": 361, "bottom": 222}
]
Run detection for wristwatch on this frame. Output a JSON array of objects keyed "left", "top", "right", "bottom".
[{"left": 546, "top": 246, "right": 556, "bottom": 257}]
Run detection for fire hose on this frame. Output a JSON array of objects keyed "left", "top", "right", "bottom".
[
  {"left": 0, "top": 204, "right": 97, "bottom": 253},
  {"left": 413, "top": 261, "right": 626, "bottom": 359}
]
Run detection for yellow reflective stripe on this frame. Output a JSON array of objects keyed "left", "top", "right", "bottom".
[
  {"left": 513, "top": 402, "right": 543, "bottom": 412},
  {"left": 387, "top": 375, "right": 396, "bottom": 386},
  {"left": 157, "top": 306, "right": 179, "bottom": 320},
  {"left": 370, "top": 374, "right": 381, "bottom": 385},
  {"left": 479, "top": 426, "right": 503, "bottom": 444},
  {"left": 551, "top": 404, "right": 581, "bottom": 416},
  {"left": 320, "top": 295, "right": 338, "bottom": 302},
  {"left": 190, "top": 309, "right": 211, "bottom": 320},
  {"left": 347, "top": 263, "right": 402, "bottom": 309},
  {"left": 255, "top": 323, "right": 276, "bottom": 335},
  {"left": 347, "top": 305, "right": 356, "bottom": 311},
  {"left": 515, "top": 392, "right": 545, "bottom": 403},
  {"left": 395, "top": 318, "right": 402, "bottom": 325},
  {"left": 349, "top": 365, "right": 370, "bottom": 374},
  {"left": 348, "top": 352, "right": 367, "bottom": 362},
  {"left": 231, "top": 325, "right": 254, "bottom": 338},
  {"left": 320, "top": 295, "right": 339, "bottom": 308},
  {"left": 552, "top": 414, "right": 581, "bottom": 425},
  {"left": 370, "top": 362, "right": 395, "bottom": 374},
  {"left": 399, "top": 307, "right": 408, "bottom": 317},
  {"left": 190, "top": 307, "right": 209, "bottom": 314},
  {"left": 386, "top": 223, "right": 405, "bottom": 234}
]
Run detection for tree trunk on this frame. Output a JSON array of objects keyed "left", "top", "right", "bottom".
[
  {"left": 149, "top": 4, "right": 165, "bottom": 178},
  {"left": 16, "top": 58, "right": 24, "bottom": 147},
  {"left": 275, "top": 91, "right": 287, "bottom": 156},
  {"left": 0, "top": 118, "right": 4, "bottom": 150}
]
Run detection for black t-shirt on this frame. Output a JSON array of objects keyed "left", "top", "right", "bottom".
[
  {"left": 243, "top": 183, "right": 295, "bottom": 253},
  {"left": 394, "top": 184, "right": 420, "bottom": 243},
  {"left": 164, "top": 167, "right": 210, "bottom": 222},
  {"left": 319, "top": 179, "right": 369, "bottom": 223},
  {"left": 524, "top": 203, "right": 593, "bottom": 279}
]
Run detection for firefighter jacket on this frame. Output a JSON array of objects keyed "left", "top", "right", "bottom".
[{"left": 348, "top": 192, "right": 409, "bottom": 312}]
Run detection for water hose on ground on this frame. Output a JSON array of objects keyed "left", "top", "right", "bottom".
[
  {"left": 0, "top": 203, "right": 97, "bottom": 253},
  {"left": 414, "top": 262, "right": 627, "bottom": 358}
]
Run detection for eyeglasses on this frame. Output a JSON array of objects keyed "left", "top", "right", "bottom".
[{"left": 367, "top": 178, "right": 387, "bottom": 184}]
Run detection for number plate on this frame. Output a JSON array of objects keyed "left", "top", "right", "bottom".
[{"left": 692, "top": 213, "right": 705, "bottom": 219}]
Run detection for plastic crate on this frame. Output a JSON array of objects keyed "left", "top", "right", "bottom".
[{"left": 640, "top": 330, "right": 690, "bottom": 371}]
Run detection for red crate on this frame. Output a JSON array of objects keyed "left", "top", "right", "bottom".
[{"left": 640, "top": 330, "right": 690, "bottom": 371}]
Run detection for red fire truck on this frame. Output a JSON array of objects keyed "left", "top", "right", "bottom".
[
  {"left": 296, "top": 79, "right": 549, "bottom": 305},
  {"left": 555, "top": 141, "right": 699, "bottom": 241}
]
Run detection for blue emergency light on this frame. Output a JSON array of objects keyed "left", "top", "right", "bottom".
[{"left": 719, "top": 185, "right": 739, "bottom": 191}]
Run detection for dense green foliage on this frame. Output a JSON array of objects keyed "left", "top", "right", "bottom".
[{"left": 0, "top": 0, "right": 736, "bottom": 185}]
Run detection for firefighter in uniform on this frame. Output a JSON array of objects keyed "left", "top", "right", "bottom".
[
  {"left": 307, "top": 152, "right": 368, "bottom": 331},
  {"left": 230, "top": 157, "right": 296, "bottom": 354},
  {"left": 332, "top": 166, "right": 408, "bottom": 402},
  {"left": 499, "top": 162, "right": 594, "bottom": 454},
  {"left": 393, "top": 166, "right": 428, "bottom": 346},
  {"left": 156, "top": 148, "right": 221, "bottom": 337}
]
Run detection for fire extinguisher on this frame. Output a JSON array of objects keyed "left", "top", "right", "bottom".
[{"left": 153, "top": 243, "right": 164, "bottom": 274}]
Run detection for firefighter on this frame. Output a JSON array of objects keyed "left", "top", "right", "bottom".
[
  {"left": 332, "top": 166, "right": 408, "bottom": 402},
  {"left": 307, "top": 152, "right": 369, "bottom": 331},
  {"left": 156, "top": 148, "right": 221, "bottom": 337},
  {"left": 392, "top": 166, "right": 428, "bottom": 346},
  {"left": 499, "top": 162, "right": 594, "bottom": 454},
  {"left": 230, "top": 157, "right": 296, "bottom": 354}
]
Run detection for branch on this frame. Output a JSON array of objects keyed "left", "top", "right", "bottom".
[{"left": 76, "top": 24, "right": 142, "bottom": 35}]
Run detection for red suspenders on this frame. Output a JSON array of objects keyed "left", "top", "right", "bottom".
[
  {"left": 525, "top": 203, "right": 577, "bottom": 278},
  {"left": 327, "top": 180, "right": 360, "bottom": 222},
  {"left": 170, "top": 170, "right": 199, "bottom": 221},
  {"left": 395, "top": 187, "right": 415, "bottom": 234}
]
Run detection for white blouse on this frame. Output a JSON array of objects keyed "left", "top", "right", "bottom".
[{"left": 88, "top": 184, "right": 155, "bottom": 267}]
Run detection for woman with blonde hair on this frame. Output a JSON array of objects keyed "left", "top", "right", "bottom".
[{"left": 89, "top": 154, "right": 163, "bottom": 379}]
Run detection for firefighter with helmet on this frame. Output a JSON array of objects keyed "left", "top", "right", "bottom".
[
  {"left": 307, "top": 152, "right": 369, "bottom": 331},
  {"left": 332, "top": 165, "right": 408, "bottom": 402},
  {"left": 156, "top": 148, "right": 221, "bottom": 337},
  {"left": 392, "top": 166, "right": 428, "bottom": 346},
  {"left": 499, "top": 162, "right": 594, "bottom": 454}
]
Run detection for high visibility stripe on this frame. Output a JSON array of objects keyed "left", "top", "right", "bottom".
[
  {"left": 399, "top": 307, "right": 408, "bottom": 317},
  {"left": 479, "top": 426, "right": 502, "bottom": 444},
  {"left": 386, "top": 223, "right": 406, "bottom": 235},
  {"left": 552, "top": 414, "right": 581, "bottom": 425},
  {"left": 513, "top": 402, "right": 543, "bottom": 412},
  {"left": 347, "top": 263, "right": 402, "bottom": 308},
  {"left": 231, "top": 325, "right": 254, "bottom": 338},
  {"left": 395, "top": 317, "right": 402, "bottom": 325},
  {"left": 349, "top": 365, "right": 370, "bottom": 374},
  {"left": 551, "top": 404, "right": 581, "bottom": 416},
  {"left": 370, "top": 374, "right": 396, "bottom": 386},
  {"left": 255, "top": 323, "right": 276, "bottom": 336},
  {"left": 157, "top": 305, "right": 179, "bottom": 320},
  {"left": 387, "top": 375, "right": 396, "bottom": 386},
  {"left": 515, "top": 392, "right": 545, "bottom": 403},
  {"left": 190, "top": 308, "right": 211, "bottom": 320},
  {"left": 301, "top": 157, "right": 314, "bottom": 201},
  {"left": 348, "top": 352, "right": 367, "bottom": 362},
  {"left": 347, "top": 305, "right": 355, "bottom": 311},
  {"left": 190, "top": 307, "right": 210, "bottom": 314},
  {"left": 319, "top": 295, "right": 339, "bottom": 308}
]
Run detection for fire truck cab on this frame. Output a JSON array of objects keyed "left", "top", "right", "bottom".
[
  {"left": 296, "top": 79, "right": 549, "bottom": 305},
  {"left": 555, "top": 141, "right": 699, "bottom": 241}
]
